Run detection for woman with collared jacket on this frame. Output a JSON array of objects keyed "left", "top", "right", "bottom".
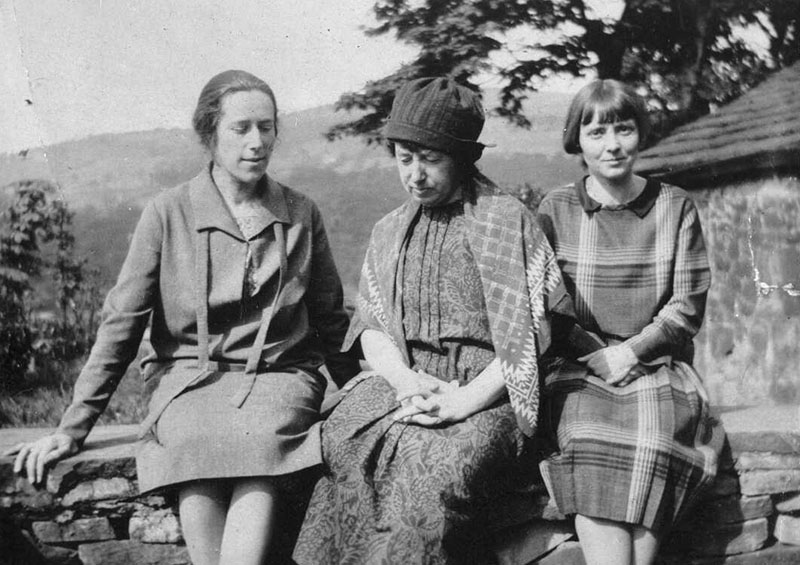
[{"left": 7, "top": 70, "right": 357, "bottom": 565}]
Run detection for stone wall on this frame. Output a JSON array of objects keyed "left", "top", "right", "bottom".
[
  {"left": 2, "top": 406, "right": 799, "bottom": 564},
  {"left": 0, "top": 426, "right": 189, "bottom": 565},
  {"left": 690, "top": 176, "right": 800, "bottom": 407}
]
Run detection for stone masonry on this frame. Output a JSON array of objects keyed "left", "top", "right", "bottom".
[{"left": 1, "top": 406, "right": 800, "bottom": 564}]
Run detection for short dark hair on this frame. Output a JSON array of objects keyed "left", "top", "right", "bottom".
[
  {"left": 562, "top": 79, "right": 650, "bottom": 155},
  {"left": 192, "top": 70, "right": 278, "bottom": 150}
]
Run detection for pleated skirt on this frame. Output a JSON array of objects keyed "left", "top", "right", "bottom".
[{"left": 539, "top": 360, "right": 724, "bottom": 532}]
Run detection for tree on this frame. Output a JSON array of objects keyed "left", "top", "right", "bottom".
[
  {"left": 0, "top": 180, "right": 100, "bottom": 389},
  {"left": 0, "top": 180, "right": 62, "bottom": 383},
  {"left": 328, "top": 0, "right": 798, "bottom": 143}
]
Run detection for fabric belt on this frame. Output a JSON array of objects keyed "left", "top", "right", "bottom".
[{"left": 138, "top": 220, "right": 287, "bottom": 440}]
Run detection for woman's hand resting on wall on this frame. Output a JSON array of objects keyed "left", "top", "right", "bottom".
[{"left": 4, "top": 433, "right": 78, "bottom": 485}]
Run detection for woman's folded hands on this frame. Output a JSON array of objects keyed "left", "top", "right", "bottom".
[
  {"left": 390, "top": 357, "right": 507, "bottom": 426},
  {"left": 392, "top": 375, "right": 469, "bottom": 426},
  {"left": 578, "top": 343, "right": 645, "bottom": 387}
]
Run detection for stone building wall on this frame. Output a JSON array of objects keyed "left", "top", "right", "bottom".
[{"left": 690, "top": 176, "right": 800, "bottom": 407}]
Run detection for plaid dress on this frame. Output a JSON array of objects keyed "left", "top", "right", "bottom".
[{"left": 537, "top": 177, "right": 724, "bottom": 532}]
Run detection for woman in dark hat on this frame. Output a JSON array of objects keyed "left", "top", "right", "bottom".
[
  {"left": 7, "top": 70, "right": 357, "bottom": 565},
  {"left": 293, "top": 77, "right": 572, "bottom": 564}
]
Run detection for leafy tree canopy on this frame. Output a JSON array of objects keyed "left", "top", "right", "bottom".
[{"left": 329, "top": 0, "right": 798, "bottom": 143}]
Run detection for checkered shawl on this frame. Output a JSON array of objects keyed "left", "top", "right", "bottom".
[{"left": 344, "top": 181, "right": 566, "bottom": 436}]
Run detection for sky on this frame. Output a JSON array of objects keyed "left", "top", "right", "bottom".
[
  {"left": 0, "top": 0, "right": 418, "bottom": 153},
  {"left": 0, "top": 0, "right": 769, "bottom": 155}
]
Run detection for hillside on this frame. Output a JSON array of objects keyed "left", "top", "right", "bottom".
[{"left": 0, "top": 91, "right": 580, "bottom": 294}]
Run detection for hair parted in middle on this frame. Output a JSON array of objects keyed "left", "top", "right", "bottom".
[{"left": 562, "top": 79, "right": 651, "bottom": 155}]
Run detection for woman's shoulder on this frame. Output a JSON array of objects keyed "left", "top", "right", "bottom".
[
  {"left": 149, "top": 167, "right": 213, "bottom": 209},
  {"left": 469, "top": 178, "right": 539, "bottom": 218},
  {"left": 373, "top": 200, "right": 415, "bottom": 229},
  {"left": 143, "top": 177, "right": 194, "bottom": 219},
  {"left": 537, "top": 184, "right": 582, "bottom": 220},
  {"left": 475, "top": 186, "right": 526, "bottom": 211},
  {"left": 654, "top": 180, "right": 692, "bottom": 200},
  {"left": 269, "top": 179, "right": 321, "bottom": 219},
  {"left": 539, "top": 183, "right": 579, "bottom": 206},
  {"left": 652, "top": 180, "right": 700, "bottom": 212}
]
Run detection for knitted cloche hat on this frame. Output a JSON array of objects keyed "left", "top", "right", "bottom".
[{"left": 383, "top": 77, "right": 487, "bottom": 162}]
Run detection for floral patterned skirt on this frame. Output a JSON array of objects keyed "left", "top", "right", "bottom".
[{"left": 293, "top": 376, "right": 526, "bottom": 565}]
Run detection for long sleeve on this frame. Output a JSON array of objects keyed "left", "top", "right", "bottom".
[
  {"left": 305, "top": 203, "right": 360, "bottom": 387},
  {"left": 536, "top": 199, "right": 601, "bottom": 358},
  {"left": 539, "top": 182, "right": 710, "bottom": 365},
  {"left": 624, "top": 199, "right": 710, "bottom": 362},
  {"left": 57, "top": 201, "right": 162, "bottom": 446}
]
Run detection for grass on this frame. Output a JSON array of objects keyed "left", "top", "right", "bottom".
[{"left": 0, "top": 356, "right": 146, "bottom": 429}]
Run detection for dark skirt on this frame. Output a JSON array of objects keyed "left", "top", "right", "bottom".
[
  {"left": 539, "top": 360, "right": 724, "bottom": 532},
  {"left": 293, "top": 376, "right": 526, "bottom": 565},
  {"left": 136, "top": 368, "right": 325, "bottom": 494}
]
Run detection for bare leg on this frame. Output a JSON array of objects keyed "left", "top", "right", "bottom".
[
  {"left": 219, "top": 477, "right": 279, "bottom": 565},
  {"left": 179, "top": 480, "right": 231, "bottom": 565},
  {"left": 632, "top": 525, "right": 660, "bottom": 565},
  {"left": 574, "top": 514, "right": 632, "bottom": 565}
]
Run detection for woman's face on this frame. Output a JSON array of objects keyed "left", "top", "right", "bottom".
[
  {"left": 394, "top": 142, "right": 462, "bottom": 207},
  {"left": 578, "top": 114, "right": 640, "bottom": 184},
  {"left": 212, "top": 89, "right": 276, "bottom": 188}
]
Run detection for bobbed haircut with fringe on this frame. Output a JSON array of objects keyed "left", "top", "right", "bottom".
[{"left": 562, "top": 79, "right": 650, "bottom": 155}]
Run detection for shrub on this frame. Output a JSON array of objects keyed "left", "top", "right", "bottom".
[{"left": 0, "top": 180, "right": 101, "bottom": 392}]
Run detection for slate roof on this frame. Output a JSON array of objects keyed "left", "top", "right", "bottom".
[{"left": 636, "top": 62, "right": 800, "bottom": 188}]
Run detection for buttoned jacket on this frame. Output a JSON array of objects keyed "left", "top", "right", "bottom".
[{"left": 59, "top": 165, "right": 354, "bottom": 445}]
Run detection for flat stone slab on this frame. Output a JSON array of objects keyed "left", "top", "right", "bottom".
[
  {"left": 0, "top": 426, "right": 139, "bottom": 463},
  {"left": 718, "top": 405, "right": 800, "bottom": 454},
  {"left": 32, "top": 517, "right": 115, "bottom": 543},
  {"left": 775, "top": 492, "right": 800, "bottom": 512},
  {"left": 78, "top": 540, "right": 190, "bottom": 565},
  {"left": 737, "top": 453, "right": 800, "bottom": 470},
  {"left": 685, "top": 495, "right": 773, "bottom": 526},
  {"left": 774, "top": 514, "right": 800, "bottom": 546},
  {"left": 659, "top": 542, "right": 800, "bottom": 564},
  {"left": 739, "top": 470, "right": 800, "bottom": 496},
  {"left": 493, "top": 519, "right": 574, "bottom": 565},
  {"left": 666, "top": 517, "right": 769, "bottom": 557}
]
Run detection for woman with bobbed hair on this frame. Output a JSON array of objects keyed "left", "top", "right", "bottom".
[
  {"left": 294, "top": 77, "right": 574, "bottom": 564},
  {"left": 7, "top": 70, "right": 357, "bottom": 564},
  {"left": 537, "top": 79, "right": 724, "bottom": 565}
]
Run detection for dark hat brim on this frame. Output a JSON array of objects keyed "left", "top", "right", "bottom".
[{"left": 384, "top": 120, "right": 485, "bottom": 162}]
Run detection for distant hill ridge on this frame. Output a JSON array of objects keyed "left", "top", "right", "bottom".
[
  {"left": 0, "top": 90, "right": 576, "bottom": 207},
  {"left": 0, "top": 91, "right": 580, "bottom": 292}
]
